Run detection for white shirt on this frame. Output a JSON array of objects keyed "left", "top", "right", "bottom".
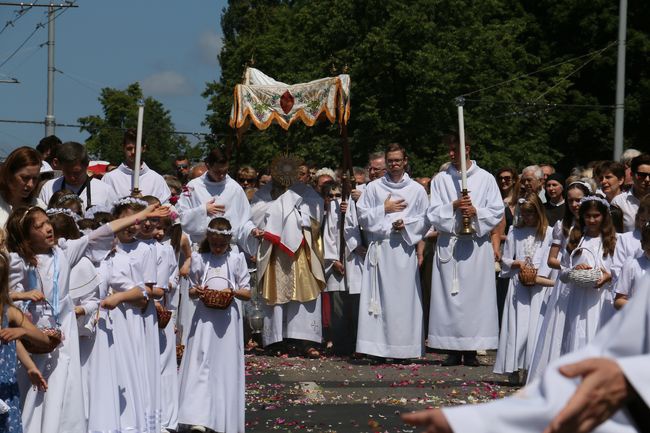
[
  {"left": 611, "top": 189, "right": 641, "bottom": 232},
  {"left": 39, "top": 176, "right": 117, "bottom": 210},
  {"left": 101, "top": 162, "right": 171, "bottom": 203}
]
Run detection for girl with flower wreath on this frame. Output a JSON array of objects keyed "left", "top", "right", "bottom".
[
  {"left": 178, "top": 217, "right": 251, "bottom": 433},
  {"left": 526, "top": 180, "right": 591, "bottom": 382},
  {"left": 99, "top": 196, "right": 169, "bottom": 433},
  {"left": 494, "top": 193, "right": 554, "bottom": 384},
  {"left": 528, "top": 194, "right": 617, "bottom": 383},
  {"left": 5, "top": 199, "right": 168, "bottom": 433}
]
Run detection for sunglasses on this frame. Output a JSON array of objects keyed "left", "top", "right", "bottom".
[
  {"left": 328, "top": 193, "right": 342, "bottom": 198},
  {"left": 176, "top": 164, "right": 189, "bottom": 169},
  {"left": 635, "top": 171, "right": 650, "bottom": 180},
  {"left": 239, "top": 178, "right": 256, "bottom": 184},
  {"left": 498, "top": 176, "right": 512, "bottom": 182}
]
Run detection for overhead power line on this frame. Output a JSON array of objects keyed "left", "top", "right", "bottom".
[
  {"left": 0, "top": 118, "right": 220, "bottom": 138},
  {"left": 0, "top": 1, "right": 77, "bottom": 71}
]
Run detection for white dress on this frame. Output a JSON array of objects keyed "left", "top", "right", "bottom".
[
  {"left": 494, "top": 226, "right": 553, "bottom": 374},
  {"left": 101, "top": 162, "right": 171, "bottom": 203},
  {"left": 611, "top": 229, "right": 642, "bottom": 281},
  {"left": 528, "top": 235, "right": 616, "bottom": 382},
  {"left": 10, "top": 225, "right": 114, "bottom": 433},
  {"left": 426, "top": 161, "right": 504, "bottom": 350},
  {"left": 442, "top": 275, "right": 650, "bottom": 433},
  {"left": 104, "top": 240, "right": 158, "bottom": 433},
  {"left": 177, "top": 251, "right": 249, "bottom": 433},
  {"left": 615, "top": 254, "right": 650, "bottom": 300},
  {"left": 355, "top": 173, "right": 429, "bottom": 358},
  {"left": 152, "top": 240, "right": 179, "bottom": 431},
  {"left": 69, "top": 256, "right": 100, "bottom": 424}
]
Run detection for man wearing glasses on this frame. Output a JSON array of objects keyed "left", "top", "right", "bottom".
[
  {"left": 174, "top": 154, "right": 190, "bottom": 184},
  {"left": 355, "top": 143, "right": 429, "bottom": 361},
  {"left": 611, "top": 153, "right": 650, "bottom": 232}
]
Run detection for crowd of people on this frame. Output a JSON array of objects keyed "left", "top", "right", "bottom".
[{"left": 0, "top": 129, "right": 649, "bottom": 433}]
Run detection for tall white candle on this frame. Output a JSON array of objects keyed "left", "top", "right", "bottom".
[
  {"left": 457, "top": 103, "right": 468, "bottom": 190},
  {"left": 132, "top": 99, "right": 145, "bottom": 193}
]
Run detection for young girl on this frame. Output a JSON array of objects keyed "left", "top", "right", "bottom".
[
  {"left": 140, "top": 195, "right": 179, "bottom": 433},
  {"left": 6, "top": 201, "right": 167, "bottom": 433},
  {"left": 614, "top": 222, "right": 650, "bottom": 309},
  {"left": 47, "top": 208, "right": 101, "bottom": 428},
  {"left": 0, "top": 252, "right": 49, "bottom": 433},
  {"left": 178, "top": 217, "right": 250, "bottom": 433},
  {"left": 527, "top": 180, "right": 591, "bottom": 382},
  {"left": 47, "top": 189, "right": 83, "bottom": 216},
  {"left": 561, "top": 196, "right": 617, "bottom": 343},
  {"left": 494, "top": 194, "right": 553, "bottom": 383},
  {"left": 100, "top": 196, "right": 165, "bottom": 433}
]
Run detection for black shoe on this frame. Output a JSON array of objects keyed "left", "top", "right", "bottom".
[
  {"left": 442, "top": 353, "right": 462, "bottom": 366},
  {"left": 463, "top": 352, "right": 481, "bottom": 367}
]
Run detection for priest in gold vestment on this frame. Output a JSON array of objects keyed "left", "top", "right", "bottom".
[{"left": 249, "top": 156, "right": 326, "bottom": 355}]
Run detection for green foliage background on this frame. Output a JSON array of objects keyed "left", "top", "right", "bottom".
[
  {"left": 202, "top": 0, "right": 650, "bottom": 177},
  {"left": 78, "top": 83, "right": 203, "bottom": 174}
]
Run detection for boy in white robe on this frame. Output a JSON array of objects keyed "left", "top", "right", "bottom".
[
  {"left": 402, "top": 270, "right": 650, "bottom": 433},
  {"left": 176, "top": 148, "right": 259, "bottom": 247},
  {"left": 101, "top": 128, "right": 171, "bottom": 203},
  {"left": 426, "top": 134, "right": 504, "bottom": 366},
  {"left": 322, "top": 182, "right": 365, "bottom": 355},
  {"left": 355, "top": 143, "right": 429, "bottom": 359},
  {"left": 39, "top": 141, "right": 117, "bottom": 210}
]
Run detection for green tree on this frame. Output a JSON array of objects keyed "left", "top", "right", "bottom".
[
  {"left": 205, "top": 0, "right": 649, "bottom": 176},
  {"left": 78, "top": 83, "right": 199, "bottom": 175}
]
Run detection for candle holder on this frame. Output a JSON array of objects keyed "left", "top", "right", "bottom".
[{"left": 459, "top": 189, "right": 475, "bottom": 236}]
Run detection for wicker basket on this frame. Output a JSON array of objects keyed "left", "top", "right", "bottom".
[
  {"left": 21, "top": 300, "right": 63, "bottom": 354},
  {"left": 199, "top": 275, "right": 235, "bottom": 309},
  {"left": 518, "top": 257, "right": 538, "bottom": 286},
  {"left": 567, "top": 247, "right": 602, "bottom": 289},
  {"left": 176, "top": 344, "right": 185, "bottom": 365},
  {"left": 156, "top": 302, "right": 172, "bottom": 329}
]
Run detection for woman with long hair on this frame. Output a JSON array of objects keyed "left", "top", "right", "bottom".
[{"left": 0, "top": 147, "right": 45, "bottom": 226}]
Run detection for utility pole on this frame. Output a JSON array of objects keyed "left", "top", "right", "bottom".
[
  {"left": 613, "top": 0, "right": 627, "bottom": 161},
  {"left": 0, "top": 2, "right": 78, "bottom": 136},
  {"left": 45, "top": 4, "right": 56, "bottom": 136}
]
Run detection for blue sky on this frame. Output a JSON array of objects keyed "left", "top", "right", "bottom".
[{"left": 0, "top": 0, "right": 227, "bottom": 157}]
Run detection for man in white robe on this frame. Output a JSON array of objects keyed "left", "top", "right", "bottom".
[
  {"left": 355, "top": 143, "right": 429, "bottom": 359},
  {"left": 175, "top": 148, "right": 260, "bottom": 248},
  {"left": 250, "top": 164, "right": 326, "bottom": 354},
  {"left": 427, "top": 134, "right": 504, "bottom": 366},
  {"left": 402, "top": 271, "right": 650, "bottom": 433},
  {"left": 101, "top": 129, "right": 171, "bottom": 202},
  {"left": 39, "top": 141, "right": 117, "bottom": 210}
]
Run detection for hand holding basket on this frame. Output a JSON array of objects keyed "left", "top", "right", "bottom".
[
  {"left": 518, "top": 256, "right": 538, "bottom": 286},
  {"left": 567, "top": 247, "right": 603, "bottom": 289},
  {"left": 21, "top": 300, "right": 64, "bottom": 354},
  {"left": 156, "top": 300, "right": 172, "bottom": 329},
  {"left": 199, "top": 275, "right": 235, "bottom": 309}
]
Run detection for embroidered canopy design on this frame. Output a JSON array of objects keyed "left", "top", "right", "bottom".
[{"left": 229, "top": 67, "right": 351, "bottom": 132}]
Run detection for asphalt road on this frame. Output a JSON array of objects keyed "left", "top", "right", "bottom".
[{"left": 244, "top": 350, "right": 519, "bottom": 432}]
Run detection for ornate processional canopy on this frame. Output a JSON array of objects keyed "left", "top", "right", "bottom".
[{"left": 229, "top": 67, "right": 351, "bottom": 132}]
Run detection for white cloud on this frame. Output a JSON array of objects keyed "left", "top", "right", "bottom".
[
  {"left": 198, "top": 30, "right": 223, "bottom": 65},
  {"left": 140, "top": 71, "right": 193, "bottom": 96}
]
